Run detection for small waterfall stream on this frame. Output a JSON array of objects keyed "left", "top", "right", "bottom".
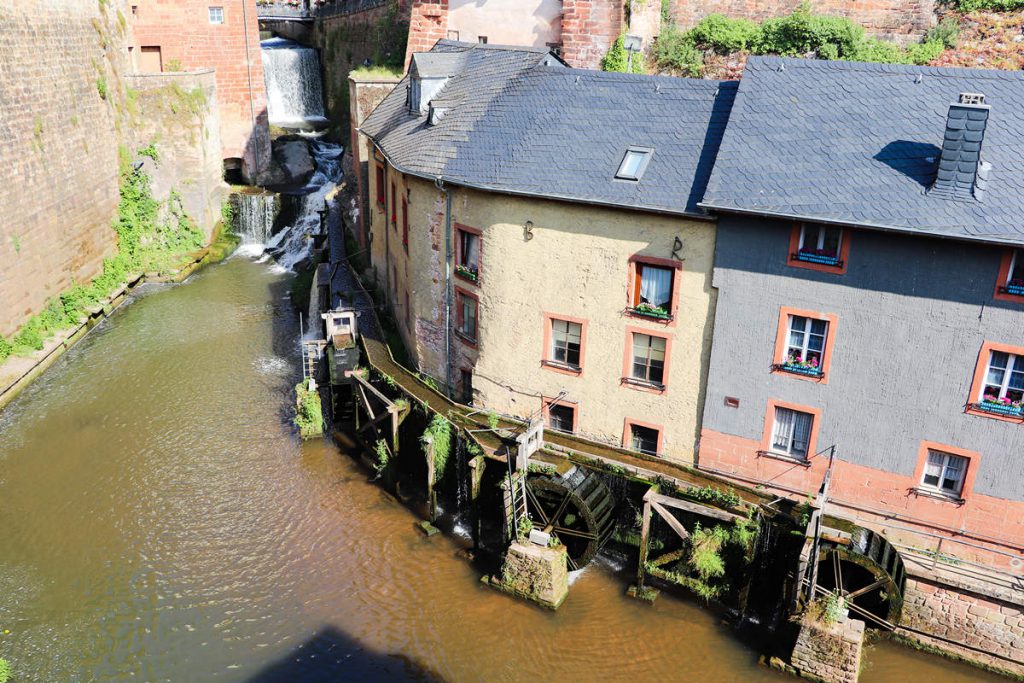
[
  {"left": 236, "top": 192, "right": 279, "bottom": 244},
  {"left": 261, "top": 38, "right": 327, "bottom": 129}
]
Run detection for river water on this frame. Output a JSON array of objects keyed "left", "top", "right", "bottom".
[{"left": 0, "top": 255, "right": 1005, "bottom": 682}]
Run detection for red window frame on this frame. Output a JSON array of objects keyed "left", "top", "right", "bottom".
[
  {"left": 993, "top": 248, "right": 1024, "bottom": 303},
  {"left": 541, "top": 312, "right": 588, "bottom": 376},
  {"left": 454, "top": 286, "right": 479, "bottom": 344},
  {"left": 966, "top": 340, "right": 1024, "bottom": 423},
  {"left": 454, "top": 223, "right": 482, "bottom": 285},
  {"left": 621, "top": 326, "right": 672, "bottom": 394},
  {"left": 375, "top": 164, "right": 385, "bottom": 208},
  {"left": 401, "top": 196, "right": 409, "bottom": 251},
  {"left": 626, "top": 254, "right": 681, "bottom": 326},
  {"left": 390, "top": 181, "right": 397, "bottom": 227},
  {"left": 622, "top": 418, "right": 664, "bottom": 457},
  {"left": 787, "top": 222, "right": 851, "bottom": 275},
  {"left": 771, "top": 306, "right": 839, "bottom": 384},
  {"left": 542, "top": 396, "right": 579, "bottom": 434}
]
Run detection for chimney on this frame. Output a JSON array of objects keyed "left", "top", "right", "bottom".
[{"left": 929, "top": 92, "right": 990, "bottom": 201}]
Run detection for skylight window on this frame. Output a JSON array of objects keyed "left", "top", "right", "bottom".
[{"left": 616, "top": 147, "right": 652, "bottom": 181}]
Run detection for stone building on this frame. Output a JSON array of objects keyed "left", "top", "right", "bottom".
[
  {"left": 698, "top": 56, "right": 1023, "bottom": 674},
  {"left": 129, "top": 0, "right": 270, "bottom": 181},
  {"left": 359, "top": 41, "right": 736, "bottom": 464}
]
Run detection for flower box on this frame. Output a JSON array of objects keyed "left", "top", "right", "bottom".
[
  {"left": 780, "top": 363, "right": 824, "bottom": 378},
  {"left": 631, "top": 305, "right": 671, "bottom": 320},
  {"left": 793, "top": 251, "right": 841, "bottom": 267},
  {"left": 976, "top": 401, "right": 1024, "bottom": 418},
  {"left": 1005, "top": 284, "right": 1024, "bottom": 297},
  {"left": 455, "top": 265, "right": 478, "bottom": 282}
]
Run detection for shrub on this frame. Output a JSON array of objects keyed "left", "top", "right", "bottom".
[
  {"left": 294, "top": 379, "right": 324, "bottom": 438},
  {"left": 601, "top": 34, "right": 645, "bottom": 73},
  {"left": 0, "top": 337, "right": 12, "bottom": 363},
  {"left": 96, "top": 77, "right": 108, "bottom": 99},
  {"left": 926, "top": 16, "right": 961, "bottom": 49},
  {"left": 0, "top": 658, "right": 11, "bottom": 683},
  {"left": 652, "top": 25, "right": 704, "bottom": 76},
  {"left": 690, "top": 14, "right": 761, "bottom": 53},
  {"left": 421, "top": 414, "right": 452, "bottom": 483},
  {"left": 956, "top": 0, "right": 1024, "bottom": 9}
]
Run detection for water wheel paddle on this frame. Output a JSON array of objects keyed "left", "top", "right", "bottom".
[{"left": 524, "top": 466, "right": 616, "bottom": 569}]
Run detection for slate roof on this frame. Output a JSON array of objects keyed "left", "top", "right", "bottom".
[
  {"left": 359, "top": 41, "right": 737, "bottom": 217},
  {"left": 700, "top": 56, "right": 1024, "bottom": 245}
]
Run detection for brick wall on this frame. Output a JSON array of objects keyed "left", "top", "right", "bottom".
[
  {"left": 0, "top": 0, "right": 127, "bottom": 336},
  {"left": 670, "top": 0, "right": 936, "bottom": 42},
  {"left": 899, "top": 577, "right": 1023, "bottom": 678},
  {"left": 405, "top": 0, "right": 449, "bottom": 68},
  {"left": 561, "top": 0, "right": 625, "bottom": 70},
  {"left": 131, "top": 0, "right": 270, "bottom": 181}
]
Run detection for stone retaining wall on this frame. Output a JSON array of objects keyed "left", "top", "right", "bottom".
[{"left": 792, "top": 616, "right": 864, "bottom": 683}]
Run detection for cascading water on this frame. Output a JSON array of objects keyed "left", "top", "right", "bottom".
[
  {"left": 263, "top": 140, "right": 343, "bottom": 272},
  {"left": 236, "top": 192, "right": 279, "bottom": 244},
  {"left": 261, "top": 38, "right": 327, "bottom": 129}
]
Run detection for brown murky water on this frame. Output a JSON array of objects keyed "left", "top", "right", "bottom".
[{"left": 0, "top": 256, "right": 1006, "bottom": 682}]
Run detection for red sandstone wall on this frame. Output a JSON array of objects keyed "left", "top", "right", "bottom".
[
  {"left": 670, "top": 0, "right": 936, "bottom": 42},
  {"left": 131, "top": 0, "right": 270, "bottom": 181},
  {"left": 0, "top": 0, "right": 127, "bottom": 336},
  {"left": 561, "top": 0, "right": 626, "bottom": 69}
]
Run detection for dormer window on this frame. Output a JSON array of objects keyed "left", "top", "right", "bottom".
[
  {"left": 616, "top": 147, "right": 652, "bottom": 181},
  {"left": 407, "top": 54, "right": 454, "bottom": 115}
]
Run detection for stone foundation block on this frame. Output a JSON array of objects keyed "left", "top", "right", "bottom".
[
  {"left": 792, "top": 616, "right": 865, "bottom": 683},
  {"left": 497, "top": 541, "right": 568, "bottom": 610}
]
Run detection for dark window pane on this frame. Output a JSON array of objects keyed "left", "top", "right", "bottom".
[
  {"left": 631, "top": 425, "right": 659, "bottom": 456},
  {"left": 549, "top": 404, "right": 574, "bottom": 433}
]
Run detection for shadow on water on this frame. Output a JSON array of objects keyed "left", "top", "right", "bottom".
[{"left": 242, "top": 626, "right": 444, "bottom": 683}]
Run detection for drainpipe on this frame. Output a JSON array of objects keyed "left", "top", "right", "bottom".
[{"left": 435, "top": 176, "right": 454, "bottom": 397}]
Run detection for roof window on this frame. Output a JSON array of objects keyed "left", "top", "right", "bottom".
[{"left": 616, "top": 147, "right": 652, "bottom": 181}]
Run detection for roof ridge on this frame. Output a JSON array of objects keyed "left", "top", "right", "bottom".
[{"left": 747, "top": 54, "right": 1024, "bottom": 81}]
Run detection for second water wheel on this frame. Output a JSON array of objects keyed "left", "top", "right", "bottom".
[{"left": 524, "top": 466, "right": 617, "bottom": 569}]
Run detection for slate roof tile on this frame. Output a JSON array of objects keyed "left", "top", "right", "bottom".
[
  {"left": 360, "top": 41, "right": 736, "bottom": 217},
  {"left": 701, "top": 56, "right": 1024, "bottom": 245}
]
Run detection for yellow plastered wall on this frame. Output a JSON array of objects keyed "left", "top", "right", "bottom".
[{"left": 367, "top": 162, "right": 718, "bottom": 465}]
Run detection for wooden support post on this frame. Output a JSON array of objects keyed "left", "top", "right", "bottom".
[
  {"left": 468, "top": 455, "right": 485, "bottom": 550},
  {"left": 390, "top": 405, "right": 399, "bottom": 455},
  {"left": 425, "top": 438, "right": 437, "bottom": 523},
  {"left": 637, "top": 496, "right": 653, "bottom": 590},
  {"left": 352, "top": 384, "right": 360, "bottom": 433}
]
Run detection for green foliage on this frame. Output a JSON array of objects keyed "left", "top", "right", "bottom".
[
  {"left": 421, "top": 415, "right": 452, "bottom": 484},
  {"left": 926, "top": 16, "right": 961, "bottom": 49},
  {"left": 10, "top": 235, "right": 20, "bottom": 254},
  {"left": 527, "top": 462, "right": 557, "bottom": 476},
  {"left": 0, "top": 337, "right": 12, "bottom": 363},
  {"left": 688, "top": 524, "right": 729, "bottom": 582},
  {"left": 660, "top": 0, "right": 672, "bottom": 24},
  {"left": 294, "top": 379, "right": 324, "bottom": 438},
  {"left": 419, "top": 374, "right": 440, "bottom": 392},
  {"left": 138, "top": 142, "right": 159, "bottom": 163},
  {"left": 684, "top": 485, "right": 743, "bottom": 509},
  {"left": 166, "top": 58, "right": 183, "bottom": 72},
  {"left": 517, "top": 515, "right": 533, "bottom": 540},
  {"left": 601, "top": 34, "right": 646, "bottom": 73},
  {"left": 372, "top": 0, "right": 409, "bottom": 69},
  {"left": 653, "top": 4, "right": 951, "bottom": 74},
  {"left": 805, "top": 591, "right": 847, "bottom": 625},
  {"left": 221, "top": 200, "right": 236, "bottom": 233},
  {"left": 955, "top": 0, "right": 1024, "bottom": 9},
  {"left": 486, "top": 410, "right": 500, "bottom": 430},
  {"left": 0, "top": 658, "right": 11, "bottom": 683},
  {"left": 374, "top": 438, "right": 390, "bottom": 473},
  {"left": 96, "top": 77, "right": 108, "bottom": 100}
]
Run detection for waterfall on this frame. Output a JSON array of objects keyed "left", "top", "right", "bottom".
[
  {"left": 263, "top": 140, "right": 343, "bottom": 272},
  {"left": 261, "top": 38, "right": 327, "bottom": 129},
  {"left": 236, "top": 192, "right": 279, "bottom": 244}
]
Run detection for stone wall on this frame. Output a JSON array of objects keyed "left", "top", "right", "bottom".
[
  {"left": 791, "top": 616, "right": 864, "bottom": 683},
  {"left": 561, "top": 0, "right": 625, "bottom": 70},
  {"left": 130, "top": 0, "right": 270, "bottom": 181},
  {"left": 899, "top": 576, "right": 1024, "bottom": 678},
  {"left": 348, "top": 76, "right": 401, "bottom": 246},
  {"left": 669, "top": 0, "right": 936, "bottom": 42},
  {"left": 0, "top": 0, "right": 129, "bottom": 336},
  {"left": 124, "top": 71, "right": 226, "bottom": 240}
]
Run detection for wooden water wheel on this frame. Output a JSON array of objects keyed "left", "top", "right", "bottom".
[{"left": 525, "top": 466, "right": 617, "bottom": 569}]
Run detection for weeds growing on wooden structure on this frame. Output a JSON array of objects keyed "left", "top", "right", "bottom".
[
  {"left": 294, "top": 379, "right": 324, "bottom": 439},
  {"left": 374, "top": 438, "right": 390, "bottom": 473},
  {"left": 421, "top": 414, "right": 451, "bottom": 484}
]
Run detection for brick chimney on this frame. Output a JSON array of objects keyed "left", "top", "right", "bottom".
[{"left": 930, "top": 92, "right": 991, "bottom": 201}]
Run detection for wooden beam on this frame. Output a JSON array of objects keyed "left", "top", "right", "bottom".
[
  {"left": 650, "top": 500, "right": 691, "bottom": 542},
  {"left": 352, "top": 372, "right": 395, "bottom": 408},
  {"left": 644, "top": 490, "right": 745, "bottom": 523},
  {"left": 636, "top": 495, "right": 653, "bottom": 590}
]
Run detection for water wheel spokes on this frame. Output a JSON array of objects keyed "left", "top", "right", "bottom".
[{"left": 524, "top": 467, "right": 617, "bottom": 569}]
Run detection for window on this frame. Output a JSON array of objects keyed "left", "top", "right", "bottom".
[
  {"left": 978, "top": 350, "right": 1024, "bottom": 416},
  {"left": 460, "top": 369, "right": 473, "bottom": 404},
  {"left": 769, "top": 407, "right": 814, "bottom": 461},
  {"left": 631, "top": 262, "right": 674, "bottom": 319},
  {"left": 785, "top": 316, "right": 827, "bottom": 375},
  {"left": 548, "top": 403, "right": 575, "bottom": 433},
  {"left": 455, "top": 226, "right": 480, "bottom": 282},
  {"left": 615, "top": 147, "right": 653, "bottom": 181},
  {"left": 401, "top": 197, "right": 408, "bottom": 251},
  {"left": 630, "top": 424, "right": 660, "bottom": 456},
  {"left": 139, "top": 46, "right": 162, "bottom": 72},
  {"left": 631, "top": 333, "right": 666, "bottom": 386},
  {"left": 920, "top": 450, "right": 968, "bottom": 497},
  {"left": 375, "top": 165, "right": 385, "bottom": 207},
  {"left": 447, "top": 30, "right": 460, "bottom": 40},
  {"left": 208, "top": 6, "right": 225, "bottom": 24},
  {"left": 789, "top": 223, "right": 849, "bottom": 273},
  {"left": 390, "top": 182, "right": 397, "bottom": 227},
  {"left": 456, "top": 289, "right": 477, "bottom": 342},
  {"left": 550, "top": 319, "right": 582, "bottom": 368},
  {"left": 477, "top": 36, "right": 488, "bottom": 44},
  {"left": 996, "top": 248, "right": 1024, "bottom": 300}
]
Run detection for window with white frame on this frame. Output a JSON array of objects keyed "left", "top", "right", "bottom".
[
  {"left": 796, "top": 224, "right": 843, "bottom": 264},
  {"left": 770, "top": 407, "right": 813, "bottom": 461},
  {"left": 631, "top": 333, "right": 666, "bottom": 385},
  {"left": 980, "top": 350, "right": 1024, "bottom": 410},
  {"left": 920, "top": 450, "right": 967, "bottom": 497},
  {"left": 550, "top": 319, "right": 582, "bottom": 368},
  {"left": 785, "top": 315, "right": 828, "bottom": 373},
  {"left": 208, "top": 6, "right": 225, "bottom": 24},
  {"left": 615, "top": 147, "right": 653, "bottom": 181}
]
